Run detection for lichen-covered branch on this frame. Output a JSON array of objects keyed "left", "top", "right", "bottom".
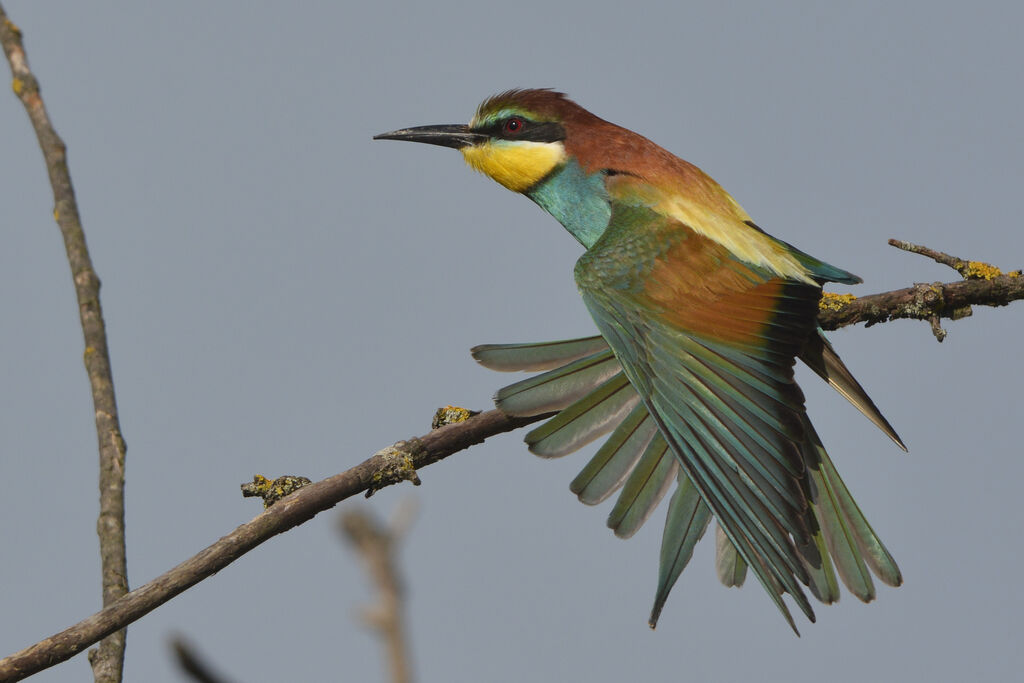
[
  {"left": 0, "top": 8, "right": 129, "bottom": 682},
  {"left": 817, "top": 240, "right": 1022, "bottom": 341},
  {"left": 0, "top": 409, "right": 541, "bottom": 682}
]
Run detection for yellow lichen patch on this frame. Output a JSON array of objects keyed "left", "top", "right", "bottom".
[
  {"left": 432, "top": 405, "right": 473, "bottom": 429},
  {"left": 240, "top": 473, "right": 312, "bottom": 508},
  {"left": 963, "top": 261, "right": 1002, "bottom": 280},
  {"left": 268, "top": 476, "right": 311, "bottom": 504},
  {"left": 3, "top": 18, "right": 21, "bottom": 37},
  {"left": 53, "top": 209, "right": 60, "bottom": 221},
  {"left": 366, "top": 440, "right": 423, "bottom": 498},
  {"left": 11, "top": 77, "right": 23, "bottom": 96},
  {"left": 241, "top": 474, "right": 274, "bottom": 500},
  {"left": 819, "top": 292, "right": 857, "bottom": 312}
]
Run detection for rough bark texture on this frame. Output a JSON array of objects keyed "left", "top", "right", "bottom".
[{"left": 1, "top": 8, "right": 129, "bottom": 682}]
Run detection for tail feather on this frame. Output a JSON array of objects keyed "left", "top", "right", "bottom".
[
  {"left": 816, "top": 435, "right": 903, "bottom": 588},
  {"left": 800, "top": 330, "right": 906, "bottom": 450}
]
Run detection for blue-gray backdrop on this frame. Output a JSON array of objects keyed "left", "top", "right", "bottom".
[{"left": 2, "top": 2, "right": 1021, "bottom": 681}]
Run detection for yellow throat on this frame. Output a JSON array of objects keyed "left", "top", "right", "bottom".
[{"left": 461, "top": 140, "right": 566, "bottom": 193}]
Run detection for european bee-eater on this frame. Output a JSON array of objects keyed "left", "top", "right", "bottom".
[{"left": 375, "top": 89, "right": 905, "bottom": 632}]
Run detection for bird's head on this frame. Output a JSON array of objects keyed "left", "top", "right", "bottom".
[{"left": 375, "top": 89, "right": 585, "bottom": 193}]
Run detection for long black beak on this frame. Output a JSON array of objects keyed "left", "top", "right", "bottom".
[{"left": 373, "top": 124, "right": 487, "bottom": 150}]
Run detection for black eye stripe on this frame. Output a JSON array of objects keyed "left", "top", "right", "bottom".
[{"left": 474, "top": 118, "right": 566, "bottom": 143}]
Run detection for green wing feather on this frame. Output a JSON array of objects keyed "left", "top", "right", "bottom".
[
  {"left": 525, "top": 373, "right": 639, "bottom": 458},
  {"left": 605, "top": 432, "right": 678, "bottom": 539},
  {"left": 576, "top": 255, "right": 820, "bottom": 625},
  {"left": 471, "top": 336, "right": 607, "bottom": 372},
  {"left": 475, "top": 210, "right": 902, "bottom": 625},
  {"left": 571, "top": 402, "right": 657, "bottom": 504},
  {"left": 478, "top": 327, "right": 901, "bottom": 626},
  {"left": 650, "top": 472, "right": 712, "bottom": 627},
  {"left": 493, "top": 349, "right": 620, "bottom": 417}
]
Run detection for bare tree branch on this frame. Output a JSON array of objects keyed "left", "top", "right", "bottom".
[
  {"left": 0, "top": 8, "right": 129, "bottom": 681},
  {"left": 889, "top": 238, "right": 1006, "bottom": 279},
  {"left": 0, "top": 409, "right": 539, "bottom": 682},
  {"left": 340, "top": 502, "right": 417, "bottom": 683},
  {"left": 820, "top": 240, "right": 1022, "bottom": 341}
]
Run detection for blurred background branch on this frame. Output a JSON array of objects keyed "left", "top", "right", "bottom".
[
  {"left": 169, "top": 636, "right": 236, "bottom": 683},
  {"left": 339, "top": 500, "right": 418, "bottom": 683}
]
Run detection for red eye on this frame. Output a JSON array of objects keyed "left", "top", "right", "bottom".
[{"left": 503, "top": 117, "right": 524, "bottom": 134}]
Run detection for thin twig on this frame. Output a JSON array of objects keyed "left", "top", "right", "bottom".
[
  {"left": 340, "top": 502, "right": 416, "bottom": 683},
  {"left": 0, "top": 409, "right": 540, "bottom": 682},
  {"left": 0, "top": 8, "right": 129, "bottom": 682},
  {"left": 889, "top": 239, "right": 970, "bottom": 272},
  {"left": 887, "top": 239, "right": 1012, "bottom": 281}
]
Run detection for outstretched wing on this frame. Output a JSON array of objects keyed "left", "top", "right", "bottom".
[
  {"left": 474, "top": 330, "right": 902, "bottom": 626},
  {"left": 574, "top": 199, "right": 829, "bottom": 628}
]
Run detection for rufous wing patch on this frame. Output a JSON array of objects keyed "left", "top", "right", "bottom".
[{"left": 642, "top": 235, "right": 808, "bottom": 348}]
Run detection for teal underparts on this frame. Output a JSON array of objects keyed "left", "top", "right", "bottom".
[{"left": 528, "top": 160, "right": 611, "bottom": 249}]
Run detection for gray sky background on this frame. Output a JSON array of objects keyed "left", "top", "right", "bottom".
[{"left": 2, "top": 2, "right": 1022, "bottom": 681}]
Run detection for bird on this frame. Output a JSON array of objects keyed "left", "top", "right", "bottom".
[{"left": 375, "top": 88, "right": 905, "bottom": 633}]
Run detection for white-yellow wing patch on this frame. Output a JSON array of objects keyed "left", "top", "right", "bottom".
[
  {"left": 617, "top": 178, "right": 816, "bottom": 283},
  {"left": 461, "top": 140, "right": 566, "bottom": 193},
  {"left": 665, "top": 195, "right": 815, "bottom": 283}
]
